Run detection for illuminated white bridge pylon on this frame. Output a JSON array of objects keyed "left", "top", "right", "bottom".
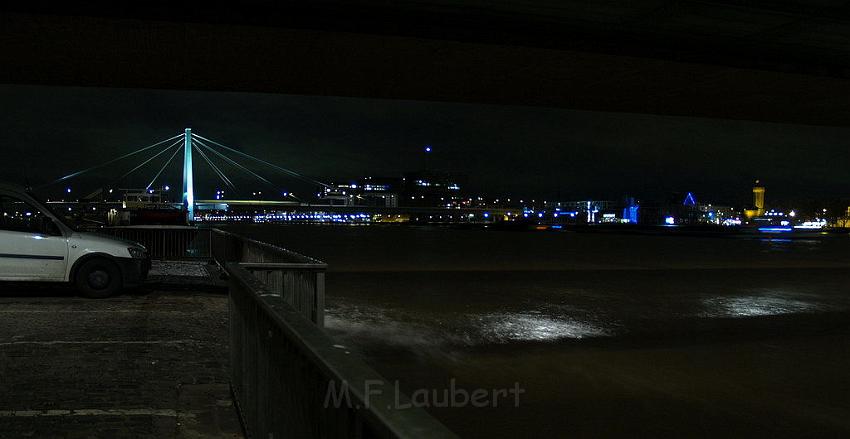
[
  {"left": 183, "top": 128, "right": 194, "bottom": 221},
  {"left": 47, "top": 128, "right": 331, "bottom": 222}
]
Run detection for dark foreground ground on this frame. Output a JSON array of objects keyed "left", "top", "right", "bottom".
[{"left": 0, "top": 270, "right": 242, "bottom": 439}]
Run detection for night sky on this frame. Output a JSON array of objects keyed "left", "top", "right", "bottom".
[{"left": 1, "top": 84, "right": 848, "bottom": 205}]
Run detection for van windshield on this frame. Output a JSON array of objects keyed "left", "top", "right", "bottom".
[{"left": 26, "top": 191, "right": 78, "bottom": 232}]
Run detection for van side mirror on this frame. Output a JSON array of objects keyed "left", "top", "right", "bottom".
[{"left": 40, "top": 217, "right": 62, "bottom": 236}]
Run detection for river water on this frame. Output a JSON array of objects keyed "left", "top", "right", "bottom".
[{"left": 230, "top": 224, "right": 850, "bottom": 438}]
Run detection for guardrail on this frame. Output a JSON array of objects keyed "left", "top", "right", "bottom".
[
  {"left": 228, "top": 263, "right": 458, "bottom": 439},
  {"left": 93, "top": 225, "right": 325, "bottom": 326},
  {"left": 93, "top": 225, "right": 212, "bottom": 260},
  {"left": 94, "top": 225, "right": 456, "bottom": 437},
  {"left": 210, "top": 228, "right": 326, "bottom": 326}
]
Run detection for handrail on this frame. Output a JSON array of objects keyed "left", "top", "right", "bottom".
[
  {"left": 228, "top": 263, "right": 458, "bottom": 439},
  {"left": 93, "top": 225, "right": 456, "bottom": 437},
  {"left": 211, "top": 227, "right": 326, "bottom": 266},
  {"left": 92, "top": 225, "right": 212, "bottom": 260},
  {"left": 210, "top": 228, "right": 327, "bottom": 326}
]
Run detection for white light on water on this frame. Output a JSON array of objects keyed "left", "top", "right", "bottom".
[
  {"left": 325, "top": 303, "right": 612, "bottom": 347},
  {"left": 702, "top": 295, "right": 821, "bottom": 318},
  {"left": 480, "top": 313, "right": 608, "bottom": 342}
]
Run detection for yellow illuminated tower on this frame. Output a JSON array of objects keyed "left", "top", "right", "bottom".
[
  {"left": 744, "top": 180, "right": 766, "bottom": 220},
  {"left": 752, "top": 180, "right": 765, "bottom": 216}
]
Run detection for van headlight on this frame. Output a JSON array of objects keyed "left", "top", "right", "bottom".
[{"left": 127, "top": 247, "right": 147, "bottom": 259}]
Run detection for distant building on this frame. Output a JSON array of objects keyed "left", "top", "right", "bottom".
[
  {"left": 700, "top": 204, "right": 739, "bottom": 225},
  {"left": 622, "top": 197, "right": 639, "bottom": 223},
  {"left": 833, "top": 207, "right": 850, "bottom": 228},
  {"left": 636, "top": 201, "right": 659, "bottom": 225},
  {"left": 546, "top": 197, "right": 645, "bottom": 224},
  {"left": 317, "top": 177, "right": 401, "bottom": 207},
  {"left": 657, "top": 192, "right": 702, "bottom": 225},
  {"left": 744, "top": 180, "right": 766, "bottom": 219},
  {"left": 357, "top": 177, "right": 400, "bottom": 207},
  {"left": 400, "top": 171, "right": 465, "bottom": 207},
  {"left": 552, "top": 200, "right": 613, "bottom": 224},
  {"left": 317, "top": 170, "right": 467, "bottom": 208}
]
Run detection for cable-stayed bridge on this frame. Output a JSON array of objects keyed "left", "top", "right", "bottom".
[{"left": 46, "top": 128, "right": 331, "bottom": 222}]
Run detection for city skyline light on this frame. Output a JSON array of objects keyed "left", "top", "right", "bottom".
[{"left": 2, "top": 85, "right": 850, "bottom": 206}]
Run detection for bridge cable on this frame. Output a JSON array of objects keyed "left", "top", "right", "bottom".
[
  {"left": 193, "top": 144, "right": 235, "bottom": 189},
  {"left": 42, "top": 133, "right": 184, "bottom": 188},
  {"left": 193, "top": 144, "right": 235, "bottom": 190},
  {"left": 145, "top": 142, "right": 184, "bottom": 190},
  {"left": 112, "top": 139, "right": 184, "bottom": 188},
  {"left": 195, "top": 139, "right": 278, "bottom": 189},
  {"left": 191, "top": 133, "right": 332, "bottom": 189}
]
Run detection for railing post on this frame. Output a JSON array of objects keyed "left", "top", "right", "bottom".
[
  {"left": 226, "top": 263, "right": 458, "bottom": 439},
  {"left": 315, "top": 271, "right": 325, "bottom": 328}
]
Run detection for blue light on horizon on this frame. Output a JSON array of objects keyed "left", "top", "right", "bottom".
[{"left": 758, "top": 227, "right": 793, "bottom": 233}]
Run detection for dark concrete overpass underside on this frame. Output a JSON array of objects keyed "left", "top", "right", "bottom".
[{"left": 2, "top": 1, "right": 850, "bottom": 126}]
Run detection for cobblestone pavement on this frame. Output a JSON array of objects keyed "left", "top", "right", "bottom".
[{"left": 0, "top": 281, "right": 243, "bottom": 439}]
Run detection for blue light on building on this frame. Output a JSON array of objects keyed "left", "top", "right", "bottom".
[{"left": 623, "top": 206, "right": 639, "bottom": 223}]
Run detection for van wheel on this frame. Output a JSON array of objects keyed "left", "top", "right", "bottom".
[{"left": 75, "top": 258, "right": 122, "bottom": 299}]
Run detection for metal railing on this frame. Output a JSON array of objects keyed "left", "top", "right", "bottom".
[
  {"left": 93, "top": 225, "right": 325, "bottom": 326},
  {"left": 210, "top": 228, "right": 326, "bottom": 326},
  {"left": 228, "top": 263, "right": 458, "bottom": 439},
  {"left": 94, "top": 225, "right": 456, "bottom": 437},
  {"left": 93, "top": 225, "right": 212, "bottom": 260}
]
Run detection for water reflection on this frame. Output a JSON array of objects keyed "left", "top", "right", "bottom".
[
  {"left": 328, "top": 291, "right": 834, "bottom": 349},
  {"left": 701, "top": 293, "right": 824, "bottom": 318},
  {"left": 759, "top": 238, "right": 822, "bottom": 253},
  {"left": 477, "top": 312, "right": 609, "bottom": 342},
  {"left": 326, "top": 303, "right": 610, "bottom": 346}
]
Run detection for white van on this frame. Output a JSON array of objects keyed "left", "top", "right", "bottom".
[{"left": 0, "top": 184, "right": 150, "bottom": 298}]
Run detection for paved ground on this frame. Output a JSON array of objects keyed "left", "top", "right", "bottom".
[{"left": 0, "top": 264, "right": 243, "bottom": 439}]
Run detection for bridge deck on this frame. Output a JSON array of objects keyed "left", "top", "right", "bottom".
[{"left": 0, "top": 266, "right": 243, "bottom": 438}]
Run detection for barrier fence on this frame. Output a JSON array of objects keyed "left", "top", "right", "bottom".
[
  {"left": 93, "top": 225, "right": 211, "bottom": 260},
  {"left": 228, "top": 263, "right": 457, "bottom": 439},
  {"left": 96, "top": 225, "right": 456, "bottom": 438},
  {"left": 210, "top": 228, "right": 326, "bottom": 326}
]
